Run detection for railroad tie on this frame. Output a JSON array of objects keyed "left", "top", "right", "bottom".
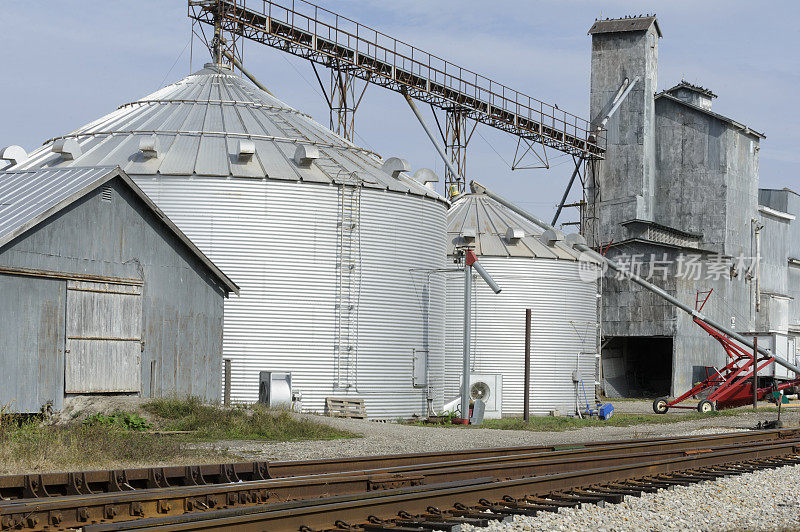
[
  {"left": 546, "top": 492, "right": 607, "bottom": 507},
  {"left": 588, "top": 485, "right": 644, "bottom": 498},
  {"left": 571, "top": 488, "right": 626, "bottom": 504},
  {"left": 477, "top": 504, "right": 540, "bottom": 517},
  {"left": 362, "top": 525, "right": 430, "bottom": 532},
  {"left": 523, "top": 496, "right": 581, "bottom": 508},
  {"left": 393, "top": 519, "right": 463, "bottom": 532},
  {"left": 448, "top": 508, "right": 513, "bottom": 523}
]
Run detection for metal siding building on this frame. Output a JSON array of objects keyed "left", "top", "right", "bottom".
[
  {"left": 11, "top": 63, "right": 448, "bottom": 418},
  {"left": 445, "top": 194, "right": 599, "bottom": 416},
  {"left": 585, "top": 16, "right": 766, "bottom": 397},
  {"left": 0, "top": 167, "right": 236, "bottom": 413}
]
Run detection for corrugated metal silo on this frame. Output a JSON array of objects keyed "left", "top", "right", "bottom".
[
  {"left": 446, "top": 194, "right": 599, "bottom": 416},
  {"left": 13, "top": 63, "right": 448, "bottom": 418}
]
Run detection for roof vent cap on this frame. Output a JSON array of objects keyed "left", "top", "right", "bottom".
[
  {"left": 382, "top": 157, "right": 411, "bottom": 178},
  {"left": 542, "top": 228, "right": 565, "bottom": 246},
  {"left": 0, "top": 145, "right": 27, "bottom": 168},
  {"left": 237, "top": 139, "right": 255, "bottom": 161},
  {"left": 293, "top": 144, "right": 319, "bottom": 167},
  {"left": 138, "top": 135, "right": 161, "bottom": 159},
  {"left": 565, "top": 233, "right": 587, "bottom": 247},
  {"left": 462, "top": 227, "right": 477, "bottom": 241},
  {"left": 413, "top": 168, "right": 439, "bottom": 189},
  {"left": 52, "top": 138, "right": 81, "bottom": 160},
  {"left": 505, "top": 227, "right": 524, "bottom": 241}
]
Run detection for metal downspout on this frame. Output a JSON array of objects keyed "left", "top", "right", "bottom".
[{"left": 461, "top": 263, "right": 472, "bottom": 419}]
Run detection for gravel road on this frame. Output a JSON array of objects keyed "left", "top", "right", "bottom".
[
  {"left": 463, "top": 464, "right": 800, "bottom": 532},
  {"left": 197, "top": 402, "right": 799, "bottom": 461}
]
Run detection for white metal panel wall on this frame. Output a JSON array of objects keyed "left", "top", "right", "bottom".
[
  {"left": 353, "top": 190, "right": 447, "bottom": 418},
  {"left": 135, "top": 176, "right": 446, "bottom": 418},
  {"left": 445, "top": 257, "right": 598, "bottom": 416}
]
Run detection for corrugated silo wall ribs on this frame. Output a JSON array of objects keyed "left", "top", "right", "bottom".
[
  {"left": 135, "top": 176, "right": 448, "bottom": 419},
  {"left": 0, "top": 178, "right": 225, "bottom": 412}
]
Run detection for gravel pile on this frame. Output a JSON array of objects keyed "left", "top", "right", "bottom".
[{"left": 463, "top": 464, "right": 800, "bottom": 532}]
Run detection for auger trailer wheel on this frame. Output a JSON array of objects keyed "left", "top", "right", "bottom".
[
  {"left": 697, "top": 399, "right": 715, "bottom": 413},
  {"left": 653, "top": 397, "right": 669, "bottom": 414}
]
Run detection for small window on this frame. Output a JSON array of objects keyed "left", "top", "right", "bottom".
[{"left": 101, "top": 185, "right": 112, "bottom": 202}]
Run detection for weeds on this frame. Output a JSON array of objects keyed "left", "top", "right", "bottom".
[
  {"left": 407, "top": 408, "right": 775, "bottom": 432},
  {"left": 0, "top": 420, "right": 204, "bottom": 474},
  {"left": 0, "top": 397, "right": 354, "bottom": 474},
  {"left": 143, "top": 397, "right": 354, "bottom": 441},
  {"left": 83, "top": 411, "right": 151, "bottom": 431}
]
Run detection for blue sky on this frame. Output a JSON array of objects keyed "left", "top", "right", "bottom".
[{"left": 2, "top": 1, "right": 797, "bottom": 223}]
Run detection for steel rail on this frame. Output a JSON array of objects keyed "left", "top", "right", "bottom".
[
  {"left": 3, "top": 431, "right": 799, "bottom": 530},
  {"left": 3, "top": 428, "right": 794, "bottom": 500},
  {"left": 80, "top": 441, "right": 800, "bottom": 531}
]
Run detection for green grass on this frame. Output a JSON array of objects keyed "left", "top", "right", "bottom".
[
  {"left": 0, "top": 397, "right": 355, "bottom": 474},
  {"left": 0, "top": 419, "right": 205, "bottom": 474},
  {"left": 410, "top": 408, "right": 782, "bottom": 432},
  {"left": 83, "top": 411, "right": 152, "bottom": 431},
  {"left": 142, "top": 396, "right": 355, "bottom": 441}
]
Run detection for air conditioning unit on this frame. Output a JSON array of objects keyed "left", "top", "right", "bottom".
[
  {"left": 469, "top": 373, "right": 502, "bottom": 419},
  {"left": 258, "top": 371, "right": 292, "bottom": 408}
]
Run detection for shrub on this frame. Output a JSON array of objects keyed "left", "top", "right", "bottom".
[{"left": 82, "top": 411, "right": 152, "bottom": 431}]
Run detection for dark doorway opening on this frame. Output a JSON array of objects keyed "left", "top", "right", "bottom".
[{"left": 601, "top": 336, "right": 672, "bottom": 397}]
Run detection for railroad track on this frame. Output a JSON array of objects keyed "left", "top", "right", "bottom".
[
  {"left": 2, "top": 429, "right": 792, "bottom": 499},
  {"left": 2, "top": 429, "right": 799, "bottom": 531}
]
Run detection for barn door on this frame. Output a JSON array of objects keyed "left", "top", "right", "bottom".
[{"left": 64, "top": 280, "right": 143, "bottom": 393}]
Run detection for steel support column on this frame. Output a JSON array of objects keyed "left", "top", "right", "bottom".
[
  {"left": 444, "top": 109, "right": 473, "bottom": 198},
  {"left": 314, "top": 64, "right": 369, "bottom": 142}
]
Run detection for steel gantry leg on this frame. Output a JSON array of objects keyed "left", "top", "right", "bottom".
[{"left": 312, "top": 63, "right": 370, "bottom": 142}]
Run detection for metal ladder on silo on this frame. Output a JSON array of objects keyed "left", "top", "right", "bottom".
[
  {"left": 334, "top": 171, "right": 361, "bottom": 389},
  {"left": 268, "top": 110, "right": 361, "bottom": 388}
]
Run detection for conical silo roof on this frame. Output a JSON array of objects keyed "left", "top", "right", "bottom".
[
  {"left": 447, "top": 193, "right": 585, "bottom": 260},
  {"left": 13, "top": 63, "right": 444, "bottom": 202}
]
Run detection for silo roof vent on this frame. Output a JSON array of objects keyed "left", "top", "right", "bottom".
[
  {"left": 505, "top": 227, "right": 524, "bottom": 241},
  {"left": 413, "top": 168, "right": 439, "bottom": 189},
  {"left": 462, "top": 227, "right": 477, "bottom": 241},
  {"left": 237, "top": 139, "right": 255, "bottom": 161},
  {"left": 138, "top": 135, "right": 161, "bottom": 159},
  {"left": 293, "top": 144, "right": 319, "bottom": 167},
  {"left": 0, "top": 145, "right": 27, "bottom": 169},
  {"left": 52, "top": 138, "right": 81, "bottom": 160},
  {"left": 382, "top": 157, "right": 411, "bottom": 178},
  {"left": 542, "top": 228, "right": 565, "bottom": 246},
  {"left": 565, "top": 233, "right": 587, "bottom": 248}
]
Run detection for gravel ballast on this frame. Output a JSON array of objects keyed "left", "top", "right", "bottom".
[{"left": 463, "top": 464, "right": 800, "bottom": 532}]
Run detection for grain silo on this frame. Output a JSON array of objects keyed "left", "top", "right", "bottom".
[
  {"left": 9, "top": 62, "right": 448, "bottom": 418},
  {"left": 445, "top": 193, "right": 600, "bottom": 417}
]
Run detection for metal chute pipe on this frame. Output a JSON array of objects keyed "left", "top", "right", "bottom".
[
  {"left": 403, "top": 91, "right": 465, "bottom": 189},
  {"left": 470, "top": 180, "right": 800, "bottom": 376},
  {"left": 472, "top": 260, "right": 502, "bottom": 294},
  {"left": 223, "top": 50, "right": 276, "bottom": 96}
]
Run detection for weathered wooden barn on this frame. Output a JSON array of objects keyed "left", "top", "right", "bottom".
[{"left": 0, "top": 166, "right": 238, "bottom": 413}]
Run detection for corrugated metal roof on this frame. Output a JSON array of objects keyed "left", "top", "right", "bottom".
[
  {"left": 665, "top": 81, "right": 717, "bottom": 99},
  {"left": 0, "top": 165, "right": 239, "bottom": 294},
  {"left": 447, "top": 193, "right": 584, "bottom": 260},
  {"left": 655, "top": 92, "right": 766, "bottom": 139},
  {"left": 13, "top": 63, "right": 445, "bottom": 203},
  {"left": 588, "top": 16, "right": 662, "bottom": 38}
]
